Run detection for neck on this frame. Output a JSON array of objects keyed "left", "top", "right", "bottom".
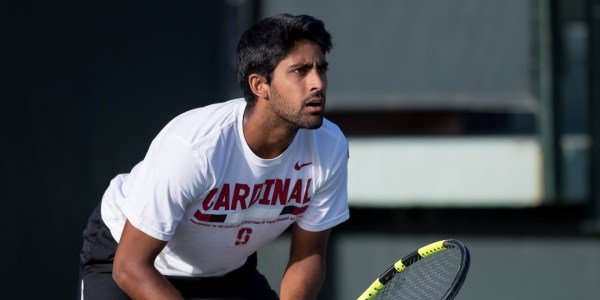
[{"left": 243, "top": 104, "right": 298, "bottom": 159}]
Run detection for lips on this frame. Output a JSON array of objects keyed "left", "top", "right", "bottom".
[
  {"left": 305, "top": 99, "right": 324, "bottom": 113},
  {"left": 306, "top": 99, "right": 322, "bottom": 107}
]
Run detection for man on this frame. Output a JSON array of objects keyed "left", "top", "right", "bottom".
[{"left": 79, "top": 13, "right": 349, "bottom": 299}]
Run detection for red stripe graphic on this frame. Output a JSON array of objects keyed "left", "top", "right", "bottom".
[
  {"left": 194, "top": 209, "right": 211, "bottom": 222},
  {"left": 292, "top": 206, "right": 308, "bottom": 215}
]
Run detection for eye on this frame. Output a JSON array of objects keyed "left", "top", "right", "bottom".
[
  {"left": 317, "top": 62, "right": 329, "bottom": 74},
  {"left": 292, "top": 67, "right": 308, "bottom": 75}
]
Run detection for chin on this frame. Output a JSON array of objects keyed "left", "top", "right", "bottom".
[{"left": 303, "top": 118, "right": 324, "bottom": 130}]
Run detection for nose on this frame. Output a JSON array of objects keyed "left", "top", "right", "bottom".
[{"left": 308, "top": 69, "right": 326, "bottom": 92}]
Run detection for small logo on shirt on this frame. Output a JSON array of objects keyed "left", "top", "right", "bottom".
[
  {"left": 294, "top": 161, "right": 312, "bottom": 171},
  {"left": 235, "top": 227, "right": 253, "bottom": 246}
]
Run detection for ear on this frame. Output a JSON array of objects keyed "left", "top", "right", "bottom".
[{"left": 248, "top": 74, "right": 269, "bottom": 100}]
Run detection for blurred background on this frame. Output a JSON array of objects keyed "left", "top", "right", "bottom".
[{"left": 3, "top": 0, "right": 600, "bottom": 299}]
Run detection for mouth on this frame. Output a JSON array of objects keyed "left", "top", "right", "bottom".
[{"left": 305, "top": 96, "right": 325, "bottom": 113}]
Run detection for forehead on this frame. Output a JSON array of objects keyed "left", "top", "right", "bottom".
[{"left": 280, "top": 40, "right": 326, "bottom": 65}]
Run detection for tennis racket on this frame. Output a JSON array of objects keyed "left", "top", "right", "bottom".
[{"left": 357, "top": 239, "right": 470, "bottom": 300}]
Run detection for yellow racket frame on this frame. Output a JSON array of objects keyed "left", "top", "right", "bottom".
[{"left": 357, "top": 239, "right": 463, "bottom": 300}]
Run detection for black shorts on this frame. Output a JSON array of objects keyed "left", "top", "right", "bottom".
[{"left": 78, "top": 204, "right": 279, "bottom": 300}]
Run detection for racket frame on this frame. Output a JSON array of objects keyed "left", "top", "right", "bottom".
[{"left": 357, "top": 239, "right": 470, "bottom": 300}]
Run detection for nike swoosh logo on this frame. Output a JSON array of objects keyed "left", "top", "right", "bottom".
[{"left": 294, "top": 162, "right": 312, "bottom": 171}]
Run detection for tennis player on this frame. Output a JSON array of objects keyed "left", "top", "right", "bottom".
[{"left": 78, "top": 13, "right": 349, "bottom": 299}]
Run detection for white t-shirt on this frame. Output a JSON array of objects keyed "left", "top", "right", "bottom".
[{"left": 101, "top": 98, "right": 350, "bottom": 277}]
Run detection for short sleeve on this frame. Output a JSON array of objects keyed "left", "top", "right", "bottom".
[
  {"left": 120, "top": 133, "right": 204, "bottom": 241},
  {"left": 296, "top": 138, "right": 350, "bottom": 232}
]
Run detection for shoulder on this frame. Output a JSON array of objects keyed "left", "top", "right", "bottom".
[
  {"left": 159, "top": 98, "right": 245, "bottom": 145},
  {"left": 319, "top": 118, "right": 345, "bottom": 139},
  {"left": 307, "top": 118, "right": 348, "bottom": 150},
  {"left": 297, "top": 118, "right": 349, "bottom": 168}
]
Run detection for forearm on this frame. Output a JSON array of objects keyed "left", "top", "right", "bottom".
[
  {"left": 113, "top": 263, "right": 183, "bottom": 300},
  {"left": 279, "top": 254, "right": 326, "bottom": 300}
]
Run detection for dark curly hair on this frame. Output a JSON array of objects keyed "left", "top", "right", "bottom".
[{"left": 236, "top": 14, "right": 333, "bottom": 106}]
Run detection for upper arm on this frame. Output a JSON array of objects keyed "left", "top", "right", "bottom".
[
  {"left": 114, "top": 220, "right": 168, "bottom": 269},
  {"left": 112, "top": 221, "right": 184, "bottom": 299},
  {"left": 289, "top": 224, "right": 331, "bottom": 262}
]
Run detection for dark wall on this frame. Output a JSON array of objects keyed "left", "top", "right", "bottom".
[{"left": 3, "top": 1, "right": 244, "bottom": 298}]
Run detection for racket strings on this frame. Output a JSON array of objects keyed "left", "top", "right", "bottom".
[{"left": 373, "top": 247, "right": 462, "bottom": 300}]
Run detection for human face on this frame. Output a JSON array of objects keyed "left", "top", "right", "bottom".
[{"left": 267, "top": 39, "right": 328, "bottom": 130}]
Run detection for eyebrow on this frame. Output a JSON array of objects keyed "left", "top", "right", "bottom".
[{"left": 288, "top": 60, "right": 329, "bottom": 70}]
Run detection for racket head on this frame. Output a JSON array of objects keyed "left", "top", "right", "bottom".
[{"left": 357, "top": 239, "right": 470, "bottom": 300}]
